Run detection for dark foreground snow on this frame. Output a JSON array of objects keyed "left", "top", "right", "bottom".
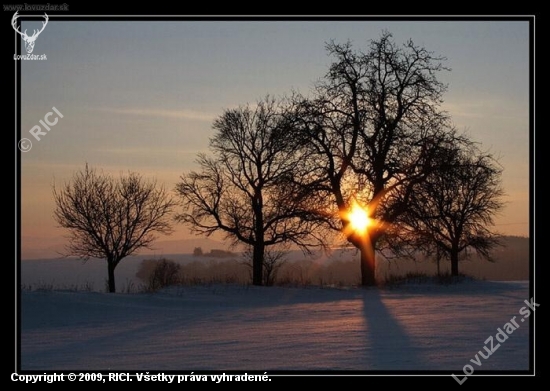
[{"left": 21, "top": 280, "right": 530, "bottom": 372}]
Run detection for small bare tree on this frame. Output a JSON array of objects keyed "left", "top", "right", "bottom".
[
  {"left": 403, "top": 143, "right": 505, "bottom": 276},
  {"left": 53, "top": 164, "right": 176, "bottom": 292},
  {"left": 242, "top": 246, "right": 287, "bottom": 286},
  {"left": 147, "top": 259, "right": 181, "bottom": 292}
]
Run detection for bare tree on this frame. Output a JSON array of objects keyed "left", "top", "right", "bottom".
[
  {"left": 288, "top": 32, "right": 460, "bottom": 286},
  {"left": 147, "top": 259, "right": 181, "bottom": 292},
  {"left": 175, "top": 97, "right": 327, "bottom": 286},
  {"left": 242, "top": 246, "right": 287, "bottom": 286},
  {"left": 402, "top": 142, "right": 505, "bottom": 276},
  {"left": 53, "top": 164, "right": 176, "bottom": 292}
]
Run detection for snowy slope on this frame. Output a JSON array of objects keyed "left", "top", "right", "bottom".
[{"left": 20, "top": 281, "right": 531, "bottom": 372}]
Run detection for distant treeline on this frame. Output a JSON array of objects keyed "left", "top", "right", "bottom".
[{"left": 136, "top": 236, "right": 529, "bottom": 289}]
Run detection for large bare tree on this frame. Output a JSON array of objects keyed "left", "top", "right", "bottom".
[
  {"left": 402, "top": 142, "right": 505, "bottom": 276},
  {"left": 289, "top": 32, "right": 460, "bottom": 286},
  {"left": 175, "top": 97, "right": 326, "bottom": 286},
  {"left": 53, "top": 165, "right": 176, "bottom": 292}
]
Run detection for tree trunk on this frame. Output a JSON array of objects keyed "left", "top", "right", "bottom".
[
  {"left": 436, "top": 248, "right": 441, "bottom": 277},
  {"left": 450, "top": 250, "right": 459, "bottom": 277},
  {"left": 252, "top": 186, "right": 265, "bottom": 286},
  {"left": 107, "top": 259, "right": 116, "bottom": 293},
  {"left": 359, "top": 240, "right": 376, "bottom": 286},
  {"left": 252, "top": 242, "right": 264, "bottom": 286}
]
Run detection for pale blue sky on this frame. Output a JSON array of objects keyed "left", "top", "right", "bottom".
[{"left": 19, "top": 19, "right": 531, "bottom": 258}]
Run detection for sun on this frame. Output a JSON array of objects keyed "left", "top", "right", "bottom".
[{"left": 347, "top": 201, "right": 371, "bottom": 234}]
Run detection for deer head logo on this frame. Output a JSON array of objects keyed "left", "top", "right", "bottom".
[{"left": 11, "top": 12, "right": 48, "bottom": 54}]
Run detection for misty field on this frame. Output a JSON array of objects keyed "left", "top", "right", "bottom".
[{"left": 20, "top": 235, "right": 529, "bottom": 293}]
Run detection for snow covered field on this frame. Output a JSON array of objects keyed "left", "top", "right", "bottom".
[{"left": 20, "top": 280, "right": 531, "bottom": 373}]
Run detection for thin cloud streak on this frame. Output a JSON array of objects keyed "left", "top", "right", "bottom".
[
  {"left": 95, "top": 147, "right": 203, "bottom": 155},
  {"left": 443, "top": 99, "right": 528, "bottom": 121},
  {"left": 94, "top": 107, "right": 216, "bottom": 122}
]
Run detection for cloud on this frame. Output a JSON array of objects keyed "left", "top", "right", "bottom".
[
  {"left": 94, "top": 107, "right": 215, "bottom": 122},
  {"left": 442, "top": 98, "right": 528, "bottom": 121},
  {"left": 94, "top": 147, "right": 198, "bottom": 155}
]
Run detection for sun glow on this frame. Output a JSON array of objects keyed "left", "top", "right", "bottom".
[{"left": 347, "top": 201, "right": 371, "bottom": 234}]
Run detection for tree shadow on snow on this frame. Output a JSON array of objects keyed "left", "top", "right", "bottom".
[{"left": 362, "top": 289, "right": 428, "bottom": 371}]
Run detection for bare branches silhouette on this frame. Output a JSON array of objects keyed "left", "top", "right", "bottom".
[{"left": 53, "top": 164, "right": 176, "bottom": 292}]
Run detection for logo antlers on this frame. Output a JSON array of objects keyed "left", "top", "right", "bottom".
[{"left": 12, "top": 12, "right": 48, "bottom": 54}]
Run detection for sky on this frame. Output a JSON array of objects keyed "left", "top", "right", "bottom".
[{"left": 17, "top": 19, "right": 531, "bottom": 259}]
